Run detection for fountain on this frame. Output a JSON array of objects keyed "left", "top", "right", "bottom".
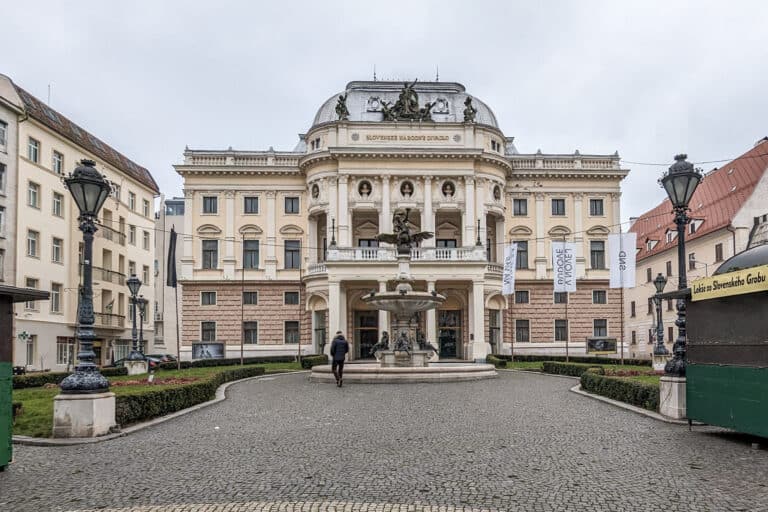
[{"left": 310, "top": 209, "right": 497, "bottom": 383}]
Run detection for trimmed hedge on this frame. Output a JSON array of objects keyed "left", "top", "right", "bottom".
[
  {"left": 510, "top": 354, "right": 651, "bottom": 367},
  {"left": 300, "top": 355, "right": 328, "bottom": 369},
  {"left": 486, "top": 355, "right": 507, "bottom": 368},
  {"left": 13, "top": 367, "right": 128, "bottom": 389},
  {"left": 580, "top": 371, "right": 660, "bottom": 412},
  {"left": 115, "top": 366, "right": 266, "bottom": 426},
  {"left": 541, "top": 361, "right": 605, "bottom": 377},
  {"left": 157, "top": 355, "right": 297, "bottom": 371}
]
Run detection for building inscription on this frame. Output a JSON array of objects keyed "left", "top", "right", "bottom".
[{"left": 365, "top": 134, "right": 452, "bottom": 142}]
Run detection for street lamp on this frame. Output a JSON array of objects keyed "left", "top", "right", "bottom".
[
  {"left": 137, "top": 296, "right": 148, "bottom": 354},
  {"left": 653, "top": 273, "right": 668, "bottom": 356},
  {"left": 126, "top": 274, "right": 144, "bottom": 361},
  {"left": 659, "top": 154, "right": 702, "bottom": 376},
  {"left": 59, "top": 160, "right": 113, "bottom": 394}
]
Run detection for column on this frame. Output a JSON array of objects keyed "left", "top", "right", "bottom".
[
  {"left": 464, "top": 177, "right": 475, "bottom": 245},
  {"left": 471, "top": 280, "right": 487, "bottom": 361},
  {"left": 223, "top": 191, "right": 236, "bottom": 279},
  {"left": 326, "top": 281, "right": 340, "bottom": 356},
  {"left": 611, "top": 192, "right": 622, "bottom": 230},
  {"left": 378, "top": 280, "right": 389, "bottom": 338},
  {"left": 181, "top": 190, "right": 194, "bottom": 279},
  {"left": 381, "top": 175, "right": 391, "bottom": 232},
  {"left": 328, "top": 177, "right": 338, "bottom": 244},
  {"left": 339, "top": 284, "right": 348, "bottom": 356},
  {"left": 573, "top": 193, "right": 585, "bottom": 278},
  {"left": 308, "top": 217, "right": 317, "bottom": 264},
  {"left": 426, "top": 280, "right": 437, "bottom": 351},
  {"left": 338, "top": 176, "right": 349, "bottom": 246},
  {"left": 265, "top": 191, "right": 277, "bottom": 279},
  {"left": 476, "top": 178, "right": 486, "bottom": 246},
  {"left": 535, "top": 193, "right": 546, "bottom": 279},
  {"left": 496, "top": 218, "right": 505, "bottom": 263},
  {"left": 422, "top": 176, "right": 435, "bottom": 247}
]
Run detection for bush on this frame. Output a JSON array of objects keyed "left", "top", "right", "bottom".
[
  {"left": 486, "top": 355, "right": 507, "bottom": 368},
  {"left": 13, "top": 367, "right": 128, "bottom": 389},
  {"left": 513, "top": 354, "right": 651, "bottom": 367},
  {"left": 157, "top": 355, "right": 297, "bottom": 370},
  {"left": 541, "top": 362, "right": 605, "bottom": 377},
  {"left": 115, "top": 366, "right": 266, "bottom": 426},
  {"left": 300, "top": 355, "right": 328, "bottom": 369},
  {"left": 580, "top": 372, "right": 660, "bottom": 412}
]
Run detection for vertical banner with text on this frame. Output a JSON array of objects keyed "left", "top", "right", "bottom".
[
  {"left": 502, "top": 244, "right": 518, "bottom": 296},
  {"left": 552, "top": 241, "right": 577, "bottom": 292},
  {"left": 608, "top": 233, "right": 637, "bottom": 288}
]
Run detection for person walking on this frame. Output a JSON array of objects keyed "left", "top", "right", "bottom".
[{"left": 330, "top": 330, "right": 349, "bottom": 387}]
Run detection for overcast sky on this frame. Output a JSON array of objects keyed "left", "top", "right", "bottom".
[{"left": 3, "top": 1, "right": 767, "bottom": 222}]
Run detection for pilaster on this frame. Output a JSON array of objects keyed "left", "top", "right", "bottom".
[
  {"left": 464, "top": 176, "right": 476, "bottom": 244},
  {"left": 573, "top": 192, "right": 585, "bottom": 278},
  {"left": 338, "top": 175, "right": 350, "bottom": 246},
  {"left": 223, "top": 190, "right": 236, "bottom": 279},
  {"left": 422, "top": 176, "right": 434, "bottom": 247},
  {"left": 265, "top": 191, "right": 277, "bottom": 279},
  {"left": 181, "top": 190, "right": 194, "bottom": 279},
  {"left": 535, "top": 193, "right": 547, "bottom": 279}
]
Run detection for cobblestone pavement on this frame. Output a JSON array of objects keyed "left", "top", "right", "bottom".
[{"left": 2, "top": 371, "right": 768, "bottom": 512}]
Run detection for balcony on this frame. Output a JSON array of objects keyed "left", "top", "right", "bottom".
[
  {"left": 325, "top": 246, "right": 486, "bottom": 263},
  {"left": 99, "top": 224, "right": 126, "bottom": 246},
  {"left": 93, "top": 312, "right": 125, "bottom": 329},
  {"left": 92, "top": 266, "right": 126, "bottom": 285}
]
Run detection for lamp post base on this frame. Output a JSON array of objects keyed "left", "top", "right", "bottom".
[
  {"left": 52, "top": 392, "right": 116, "bottom": 438},
  {"left": 124, "top": 360, "right": 148, "bottom": 376},
  {"left": 59, "top": 369, "right": 110, "bottom": 394},
  {"left": 659, "top": 376, "right": 687, "bottom": 420},
  {"left": 652, "top": 352, "right": 670, "bottom": 371}
]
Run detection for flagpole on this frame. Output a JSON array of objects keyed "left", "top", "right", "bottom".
[{"left": 619, "top": 226, "right": 625, "bottom": 365}]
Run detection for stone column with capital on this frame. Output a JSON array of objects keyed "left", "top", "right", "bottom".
[
  {"left": 464, "top": 177, "right": 475, "bottom": 245},
  {"left": 534, "top": 193, "right": 547, "bottom": 279},
  {"left": 426, "top": 280, "right": 437, "bottom": 358},
  {"left": 476, "top": 178, "right": 486, "bottom": 247},
  {"left": 308, "top": 217, "right": 317, "bottom": 264},
  {"left": 378, "top": 280, "right": 389, "bottom": 339},
  {"left": 573, "top": 192, "right": 585, "bottom": 278},
  {"left": 223, "top": 190, "right": 236, "bottom": 279},
  {"left": 265, "top": 191, "right": 277, "bottom": 279},
  {"left": 338, "top": 176, "right": 350, "bottom": 247},
  {"left": 326, "top": 281, "right": 340, "bottom": 356},
  {"left": 422, "top": 177, "right": 435, "bottom": 247},
  {"left": 181, "top": 190, "right": 194, "bottom": 280},
  {"left": 328, "top": 177, "right": 338, "bottom": 245},
  {"left": 469, "top": 280, "right": 487, "bottom": 361}
]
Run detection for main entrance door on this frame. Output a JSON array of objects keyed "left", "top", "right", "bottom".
[
  {"left": 438, "top": 310, "right": 461, "bottom": 358},
  {"left": 354, "top": 311, "right": 379, "bottom": 359}
]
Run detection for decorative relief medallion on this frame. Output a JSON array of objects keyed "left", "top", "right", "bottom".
[
  {"left": 453, "top": 134, "right": 461, "bottom": 143},
  {"left": 358, "top": 180, "right": 372, "bottom": 198},
  {"left": 441, "top": 180, "right": 456, "bottom": 198},
  {"left": 493, "top": 185, "right": 502, "bottom": 201},
  {"left": 311, "top": 184, "right": 320, "bottom": 199},
  {"left": 400, "top": 180, "right": 414, "bottom": 198},
  {"left": 351, "top": 133, "right": 360, "bottom": 141},
  {"left": 433, "top": 97, "right": 449, "bottom": 114}
]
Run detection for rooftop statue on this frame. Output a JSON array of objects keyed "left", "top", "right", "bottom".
[
  {"left": 463, "top": 96, "right": 477, "bottom": 123},
  {"left": 376, "top": 208, "right": 434, "bottom": 255},
  {"left": 335, "top": 93, "right": 350, "bottom": 121},
  {"left": 381, "top": 80, "right": 435, "bottom": 122}
]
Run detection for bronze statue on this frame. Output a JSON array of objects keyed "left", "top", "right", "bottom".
[
  {"left": 394, "top": 80, "right": 419, "bottom": 117},
  {"left": 463, "top": 96, "right": 477, "bottom": 123},
  {"left": 393, "top": 330, "right": 411, "bottom": 353},
  {"left": 419, "top": 101, "right": 434, "bottom": 121},
  {"left": 336, "top": 94, "right": 350, "bottom": 121},
  {"left": 381, "top": 100, "right": 395, "bottom": 121},
  {"left": 376, "top": 208, "right": 433, "bottom": 255},
  {"left": 371, "top": 331, "right": 390, "bottom": 356},
  {"left": 416, "top": 330, "right": 439, "bottom": 354}
]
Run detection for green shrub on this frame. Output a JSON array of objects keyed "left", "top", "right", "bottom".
[
  {"left": 115, "top": 366, "right": 266, "bottom": 426},
  {"left": 541, "top": 361, "right": 605, "bottom": 377},
  {"left": 486, "top": 355, "right": 507, "bottom": 368},
  {"left": 158, "top": 355, "right": 297, "bottom": 370},
  {"left": 580, "top": 372, "right": 660, "bottom": 411},
  {"left": 300, "top": 355, "right": 328, "bottom": 369},
  {"left": 13, "top": 367, "right": 128, "bottom": 389},
  {"left": 514, "top": 354, "right": 651, "bottom": 367},
  {"left": 101, "top": 367, "right": 129, "bottom": 377}
]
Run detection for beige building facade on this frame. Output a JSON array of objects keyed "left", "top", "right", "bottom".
[
  {"left": 0, "top": 75, "right": 160, "bottom": 370},
  {"left": 176, "top": 80, "right": 629, "bottom": 361}
]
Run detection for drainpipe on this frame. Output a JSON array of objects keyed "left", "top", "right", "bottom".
[{"left": 726, "top": 224, "right": 737, "bottom": 256}]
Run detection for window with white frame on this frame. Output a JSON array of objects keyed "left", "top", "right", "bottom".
[
  {"left": 25, "top": 277, "right": 39, "bottom": 309},
  {"left": 142, "top": 230, "right": 150, "bottom": 250},
  {"left": 551, "top": 198, "right": 565, "bottom": 216},
  {"left": 52, "top": 237, "right": 63, "bottom": 263},
  {"left": 0, "top": 206, "right": 4, "bottom": 235},
  {"left": 142, "top": 265, "right": 149, "bottom": 285},
  {"left": 52, "top": 150, "right": 64, "bottom": 175},
  {"left": 25, "top": 335, "right": 36, "bottom": 366},
  {"left": 142, "top": 199, "right": 150, "bottom": 217},
  {"left": 243, "top": 291, "right": 258, "bottom": 305},
  {"left": 515, "top": 319, "right": 530, "bottom": 342},
  {"left": 128, "top": 260, "right": 136, "bottom": 277},
  {"left": 284, "top": 291, "right": 299, "bottom": 305},
  {"left": 592, "top": 290, "right": 607, "bottom": 304},
  {"left": 27, "top": 230, "right": 39, "bottom": 257},
  {"left": 243, "top": 321, "right": 258, "bottom": 344},
  {"left": 128, "top": 191, "right": 136, "bottom": 210},
  {"left": 243, "top": 240, "right": 259, "bottom": 269},
  {"left": 513, "top": 198, "right": 528, "bottom": 216},
  {"left": 128, "top": 225, "right": 136, "bottom": 245},
  {"left": 202, "top": 196, "right": 217, "bottom": 214},
  {"left": 112, "top": 183, "right": 121, "bottom": 201},
  {"left": 202, "top": 240, "right": 218, "bottom": 269},
  {"left": 0, "top": 250, "right": 4, "bottom": 280},
  {"left": 50, "top": 282, "right": 62, "bottom": 313},
  {"left": 589, "top": 198, "right": 604, "bottom": 216},
  {"left": 0, "top": 120, "right": 7, "bottom": 148},
  {"left": 52, "top": 192, "right": 63, "bottom": 217},
  {"left": 284, "top": 240, "right": 300, "bottom": 269},
  {"left": 284, "top": 197, "right": 300, "bottom": 214},
  {"left": 514, "top": 290, "right": 529, "bottom": 304},
  {"left": 56, "top": 337, "right": 75, "bottom": 366},
  {"left": 554, "top": 319, "right": 568, "bottom": 341},
  {"left": 28, "top": 137, "right": 40, "bottom": 163},
  {"left": 28, "top": 182, "right": 40, "bottom": 208},
  {"left": 284, "top": 321, "right": 300, "bottom": 344},
  {"left": 244, "top": 196, "right": 259, "bottom": 214},
  {"left": 0, "top": 163, "right": 6, "bottom": 192}
]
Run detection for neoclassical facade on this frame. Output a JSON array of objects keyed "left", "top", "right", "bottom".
[{"left": 176, "top": 80, "right": 628, "bottom": 361}]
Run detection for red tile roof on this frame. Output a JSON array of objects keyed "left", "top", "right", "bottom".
[
  {"left": 630, "top": 139, "right": 768, "bottom": 261},
  {"left": 14, "top": 84, "right": 159, "bottom": 194}
]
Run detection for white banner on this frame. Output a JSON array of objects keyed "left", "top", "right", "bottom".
[
  {"left": 608, "top": 233, "right": 637, "bottom": 288},
  {"left": 552, "top": 241, "right": 577, "bottom": 292},
  {"left": 502, "top": 244, "right": 518, "bottom": 296}
]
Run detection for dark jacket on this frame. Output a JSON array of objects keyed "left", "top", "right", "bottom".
[{"left": 330, "top": 335, "right": 349, "bottom": 362}]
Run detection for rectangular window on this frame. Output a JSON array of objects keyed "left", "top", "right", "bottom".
[
  {"left": 201, "top": 321, "right": 216, "bottom": 342},
  {"left": 128, "top": 260, "right": 136, "bottom": 277},
  {"left": 56, "top": 337, "right": 75, "bottom": 366},
  {"left": 243, "top": 240, "right": 259, "bottom": 269},
  {"left": 630, "top": 301, "right": 636, "bottom": 317},
  {"left": 142, "top": 199, "right": 150, "bottom": 217},
  {"left": 113, "top": 183, "right": 121, "bottom": 201},
  {"left": 592, "top": 290, "right": 607, "bottom": 304},
  {"left": 50, "top": 282, "right": 62, "bottom": 313},
  {"left": 513, "top": 198, "right": 528, "bottom": 216},
  {"left": 52, "top": 150, "right": 64, "bottom": 175},
  {"left": 284, "top": 291, "right": 299, "bottom": 305},
  {"left": 0, "top": 163, "right": 5, "bottom": 192},
  {"left": 52, "top": 237, "right": 63, "bottom": 263},
  {"left": 0, "top": 249, "right": 4, "bottom": 280},
  {"left": 243, "top": 291, "right": 258, "bottom": 305},
  {"left": 28, "top": 182, "right": 40, "bottom": 208},
  {"left": 555, "top": 319, "right": 568, "bottom": 341},
  {"left": 27, "top": 230, "right": 39, "bottom": 257},
  {"left": 631, "top": 331, "right": 637, "bottom": 345},
  {"left": 515, "top": 241, "right": 528, "bottom": 269},
  {"left": 646, "top": 267, "right": 653, "bottom": 282},
  {"left": 142, "top": 265, "right": 149, "bottom": 284},
  {"left": 715, "top": 243, "right": 724, "bottom": 262},
  {"left": 590, "top": 241, "right": 605, "bottom": 269},
  {"left": 0, "top": 206, "right": 4, "bottom": 235},
  {"left": 201, "top": 291, "right": 217, "bottom": 305},
  {"left": 28, "top": 137, "right": 40, "bottom": 163},
  {"left": 551, "top": 198, "right": 565, "bottom": 216},
  {"left": 202, "top": 240, "right": 218, "bottom": 269},
  {"left": 128, "top": 191, "right": 136, "bottom": 211},
  {"left": 648, "top": 297, "right": 654, "bottom": 315},
  {"left": 25, "top": 336, "right": 36, "bottom": 366},
  {"left": 668, "top": 326, "right": 674, "bottom": 342},
  {"left": 589, "top": 198, "right": 604, "bottom": 216},
  {"left": 593, "top": 319, "right": 608, "bottom": 337},
  {"left": 243, "top": 322, "right": 259, "bottom": 344},
  {"left": 52, "top": 192, "right": 63, "bottom": 217},
  {"left": 554, "top": 292, "right": 568, "bottom": 304},
  {"left": 667, "top": 298, "right": 674, "bottom": 311},
  {"left": 689, "top": 253, "right": 696, "bottom": 271},
  {"left": 666, "top": 261, "right": 672, "bottom": 277},
  {"left": 25, "top": 278, "right": 39, "bottom": 309},
  {"left": 244, "top": 196, "right": 259, "bottom": 214},
  {"left": 284, "top": 197, "right": 300, "bottom": 214},
  {"left": 515, "top": 319, "right": 530, "bottom": 342},
  {"left": 202, "top": 196, "right": 218, "bottom": 214},
  {"left": 514, "top": 290, "right": 529, "bottom": 304},
  {"left": 284, "top": 240, "right": 300, "bottom": 269},
  {"left": 284, "top": 321, "right": 300, "bottom": 344},
  {"left": 142, "top": 230, "right": 150, "bottom": 250},
  {"left": 0, "top": 121, "right": 6, "bottom": 148},
  {"left": 128, "top": 225, "right": 136, "bottom": 245},
  {"left": 436, "top": 239, "right": 457, "bottom": 249}
]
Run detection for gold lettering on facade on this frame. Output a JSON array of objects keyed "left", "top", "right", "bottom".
[{"left": 364, "top": 134, "right": 452, "bottom": 142}]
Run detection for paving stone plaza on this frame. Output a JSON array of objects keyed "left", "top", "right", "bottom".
[{"left": 2, "top": 371, "right": 767, "bottom": 511}]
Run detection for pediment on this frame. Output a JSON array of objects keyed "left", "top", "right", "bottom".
[
  {"left": 279, "top": 224, "right": 305, "bottom": 235},
  {"left": 586, "top": 225, "right": 611, "bottom": 236},
  {"left": 548, "top": 225, "right": 572, "bottom": 237},
  {"left": 239, "top": 224, "right": 263, "bottom": 236},
  {"left": 197, "top": 224, "right": 222, "bottom": 235},
  {"left": 509, "top": 225, "right": 533, "bottom": 237}
]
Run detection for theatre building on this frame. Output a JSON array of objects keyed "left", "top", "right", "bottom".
[{"left": 175, "top": 80, "right": 629, "bottom": 361}]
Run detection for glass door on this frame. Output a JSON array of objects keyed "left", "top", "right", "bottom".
[
  {"left": 354, "top": 311, "right": 379, "bottom": 359},
  {"left": 438, "top": 310, "right": 461, "bottom": 358}
]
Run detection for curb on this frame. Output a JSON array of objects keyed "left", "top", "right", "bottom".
[
  {"left": 498, "top": 368, "right": 580, "bottom": 380},
  {"left": 13, "top": 370, "right": 308, "bottom": 447},
  {"left": 569, "top": 384, "right": 692, "bottom": 425}
]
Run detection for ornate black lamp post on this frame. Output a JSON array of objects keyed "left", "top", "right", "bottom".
[
  {"left": 59, "top": 160, "right": 113, "bottom": 394},
  {"left": 126, "top": 274, "right": 144, "bottom": 361},
  {"left": 137, "top": 296, "right": 148, "bottom": 354},
  {"left": 659, "top": 154, "right": 702, "bottom": 376},
  {"left": 653, "top": 273, "right": 668, "bottom": 356}
]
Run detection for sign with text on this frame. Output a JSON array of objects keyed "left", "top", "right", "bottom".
[
  {"left": 502, "top": 244, "right": 518, "bottom": 296},
  {"left": 586, "top": 338, "right": 617, "bottom": 354},
  {"left": 691, "top": 264, "right": 768, "bottom": 301},
  {"left": 608, "top": 233, "right": 637, "bottom": 289},
  {"left": 552, "top": 241, "right": 576, "bottom": 292}
]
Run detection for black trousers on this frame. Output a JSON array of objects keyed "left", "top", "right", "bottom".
[{"left": 332, "top": 360, "right": 345, "bottom": 380}]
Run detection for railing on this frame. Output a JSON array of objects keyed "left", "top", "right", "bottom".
[
  {"left": 486, "top": 263, "right": 504, "bottom": 273},
  {"left": 326, "top": 246, "right": 486, "bottom": 262},
  {"left": 99, "top": 224, "right": 126, "bottom": 245},
  {"left": 92, "top": 266, "right": 125, "bottom": 285},
  {"left": 307, "top": 263, "right": 327, "bottom": 275},
  {"left": 327, "top": 247, "right": 397, "bottom": 261},
  {"left": 93, "top": 312, "right": 125, "bottom": 329}
]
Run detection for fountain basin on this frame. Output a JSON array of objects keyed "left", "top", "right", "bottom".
[
  {"left": 362, "top": 291, "right": 445, "bottom": 316},
  {"left": 309, "top": 362, "right": 497, "bottom": 384}
]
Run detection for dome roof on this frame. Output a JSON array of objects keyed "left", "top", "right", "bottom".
[
  {"left": 311, "top": 81, "right": 499, "bottom": 128},
  {"left": 714, "top": 243, "right": 768, "bottom": 275}
]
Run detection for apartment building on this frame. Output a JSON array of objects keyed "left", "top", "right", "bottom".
[{"left": 154, "top": 195, "right": 184, "bottom": 356}]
